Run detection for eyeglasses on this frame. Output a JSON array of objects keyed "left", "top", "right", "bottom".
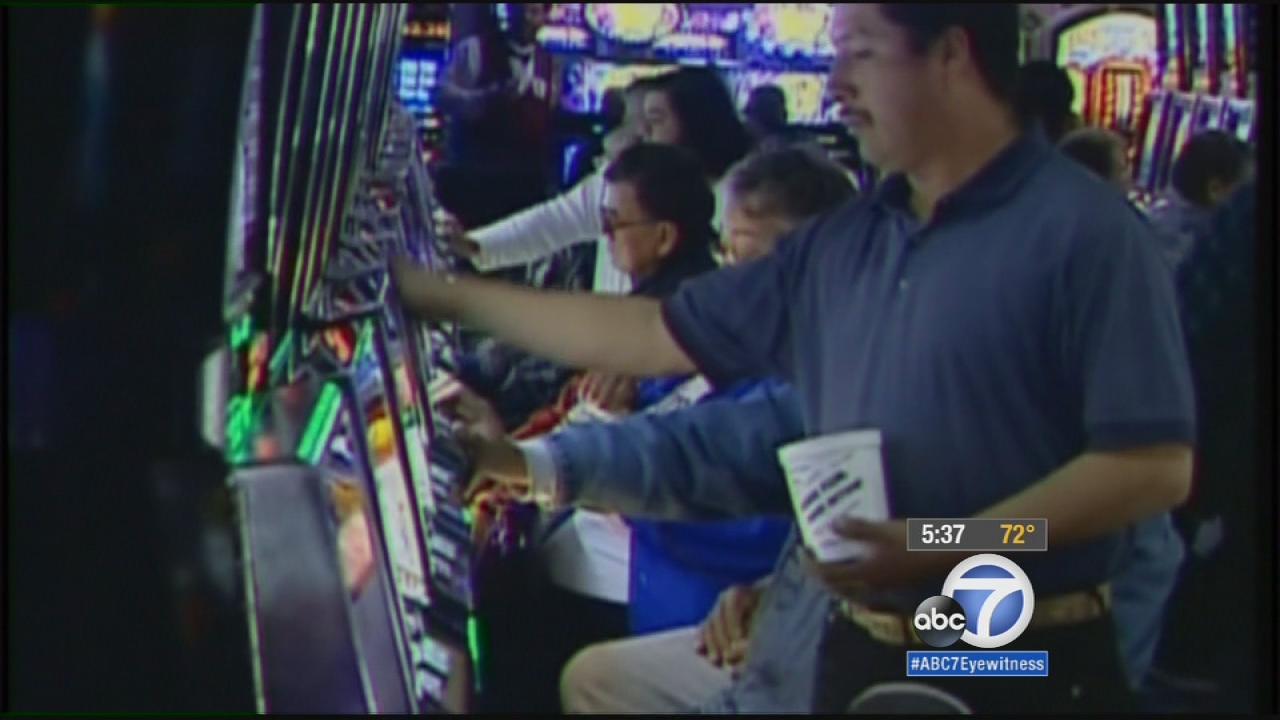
[{"left": 600, "top": 213, "right": 659, "bottom": 237}]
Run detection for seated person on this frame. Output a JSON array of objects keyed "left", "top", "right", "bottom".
[
  {"left": 462, "top": 386, "right": 1188, "bottom": 714},
  {"left": 443, "top": 66, "right": 753, "bottom": 295},
  {"left": 1059, "top": 126, "right": 1131, "bottom": 190},
  {"left": 448, "top": 144, "right": 854, "bottom": 709},
  {"left": 445, "top": 69, "right": 754, "bottom": 425},
  {"left": 1148, "top": 130, "right": 1253, "bottom": 269}
]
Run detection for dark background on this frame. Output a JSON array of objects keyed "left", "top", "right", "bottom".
[{"left": 9, "top": 6, "right": 257, "bottom": 711}]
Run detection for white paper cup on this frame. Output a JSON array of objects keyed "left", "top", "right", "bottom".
[{"left": 777, "top": 429, "right": 890, "bottom": 563}]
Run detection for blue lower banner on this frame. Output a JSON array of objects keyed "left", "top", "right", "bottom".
[{"left": 906, "top": 650, "right": 1049, "bottom": 677}]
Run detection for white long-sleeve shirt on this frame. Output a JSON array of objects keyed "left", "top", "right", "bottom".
[{"left": 469, "top": 170, "right": 728, "bottom": 296}]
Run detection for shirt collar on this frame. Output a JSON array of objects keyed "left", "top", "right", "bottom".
[{"left": 873, "top": 128, "right": 1052, "bottom": 222}]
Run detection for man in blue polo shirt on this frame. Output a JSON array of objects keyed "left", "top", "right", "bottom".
[{"left": 393, "top": 4, "right": 1196, "bottom": 712}]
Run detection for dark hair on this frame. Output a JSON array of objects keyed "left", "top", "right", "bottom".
[
  {"left": 745, "top": 85, "right": 789, "bottom": 133},
  {"left": 601, "top": 87, "right": 626, "bottom": 130},
  {"left": 1014, "top": 61, "right": 1077, "bottom": 143},
  {"left": 1059, "top": 128, "right": 1126, "bottom": 182},
  {"left": 603, "top": 142, "right": 716, "bottom": 254},
  {"left": 727, "top": 143, "right": 855, "bottom": 221},
  {"left": 880, "top": 4, "right": 1021, "bottom": 102},
  {"left": 651, "top": 67, "right": 754, "bottom": 179},
  {"left": 1171, "top": 130, "right": 1254, "bottom": 207}
]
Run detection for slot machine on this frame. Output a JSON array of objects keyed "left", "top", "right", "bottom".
[
  {"left": 222, "top": 3, "right": 487, "bottom": 714},
  {"left": 287, "top": 27, "right": 487, "bottom": 714},
  {"left": 220, "top": 3, "right": 308, "bottom": 467},
  {"left": 1051, "top": 7, "right": 1158, "bottom": 136},
  {"left": 399, "top": 4, "right": 451, "bottom": 163},
  {"left": 223, "top": 8, "right": 415, "bottom": 712}
]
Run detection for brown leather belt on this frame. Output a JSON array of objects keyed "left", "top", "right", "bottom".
[{"left": 838, "top": 584, "right": 1112, "bottom": 646}]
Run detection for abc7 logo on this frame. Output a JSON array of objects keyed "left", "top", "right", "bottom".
[{"left": 913, "top": 554, "right": 1036, "bottom": 649}]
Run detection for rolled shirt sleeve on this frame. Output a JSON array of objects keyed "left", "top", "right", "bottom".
[
  {"left": 661, "top": 218, "right": 819, "bottom": 386},
  {"left": 469, "top": 170, "right": 606, "bottom": 271}
]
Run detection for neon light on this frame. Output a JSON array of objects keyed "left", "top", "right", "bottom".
[
  {"left": 225, "top": 394, "right": 264, "bottom": 465},
  {"left": 298, "top": 383, "right": 343, "bottom": 463},
  {"left": 269, "top": 330, "right": 292, "bottom": 375},
  {"left": 230, "top": 315, "right": 253, "bottom": 348},
  {"left": 467, "top": 615, "right": 484, "bottom": 693}
]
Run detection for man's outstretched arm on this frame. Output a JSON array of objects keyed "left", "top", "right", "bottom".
[
  {"left": 395, "top": 259, "right": 695, "bottom": 376},
  {"left": 468, "top": 383, "right": 805, "bottom": 521},
  {"left": 393, "top": 232, "right": 800, "bottom": 385}
]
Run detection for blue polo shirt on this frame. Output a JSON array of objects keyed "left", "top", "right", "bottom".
[{"left": 661, "top": 130, "right": 1196, "bottom": 609}]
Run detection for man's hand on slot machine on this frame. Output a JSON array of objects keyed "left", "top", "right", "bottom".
[
  {"left": 455, "top": 431, "right": 537, "bottom": 544},
  {"left": 457, "top": 433, "right": 532, "bottom": 504}
]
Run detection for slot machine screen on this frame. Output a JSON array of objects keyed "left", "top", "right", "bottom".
[
  {"left": 742, "top": 3, "right": 835, "bottom": 67},
  {"left": 728, "top": 68, "right": 836, "bottom": 125},
  {"left": 396, "top": 55, "right": 441, "bottom": 123},
  {"left": 559, "top": 58, "right": 680, "bottom": 114}
]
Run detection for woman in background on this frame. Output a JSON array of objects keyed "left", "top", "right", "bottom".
[{"left": 447, "top": 66, "right": 753, "bottom": 295}]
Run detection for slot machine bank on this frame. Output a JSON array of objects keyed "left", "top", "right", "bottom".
[{"left": 213, "top": 4, "right": 501, "bottom": 713}]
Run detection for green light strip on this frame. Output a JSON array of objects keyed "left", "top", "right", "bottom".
[
  {"left": 269, "top": 329, "right": 292, "bottom": 376},
  {"left": 466, "top": 615, "right": 485, "bottom": 694},
  {"left": 298, "top": 383, "right": 342, "bottom": 464},
  {"left": 225, "top": 394, "right": 264, "bottom": 465}
]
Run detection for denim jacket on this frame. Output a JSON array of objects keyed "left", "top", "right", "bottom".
[{"left": 541, "top": 384, "right": 1182, "bottom": 710}]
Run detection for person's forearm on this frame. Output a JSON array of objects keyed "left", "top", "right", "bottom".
[
  {"left": 469, "top": 173, "right": 604, "bottom": 271},
  {"left": 975, "top": 446, "right": 1193, "bottom": 546},
  {"left": 411, "top": 275, "right": 695, "bottom": 377}
]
